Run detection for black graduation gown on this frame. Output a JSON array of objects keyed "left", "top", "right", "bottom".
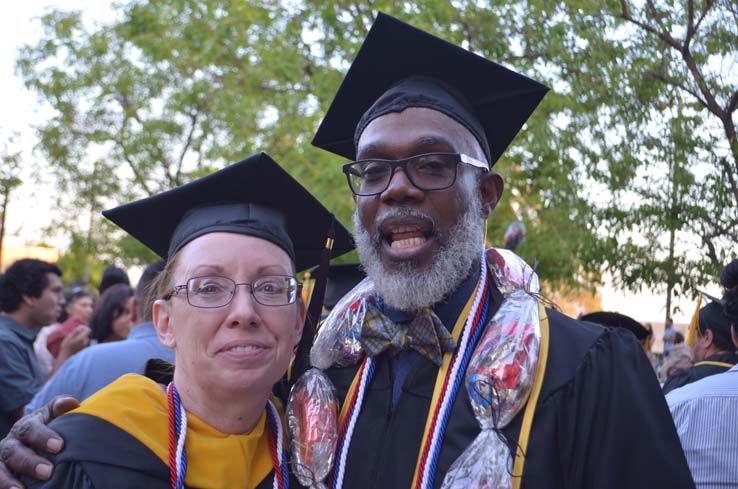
[
  {"left": 662, "top": 351, "right": 738, "bottom": 394},
  {"left": 325, "top": 297, "right": 695, "bottom": 489},
  {"left": 21, "top": 375, "right": 281, "bottom": 489},
  {"left": 20, "top": 414, "right": 277, "bottom": 489}
]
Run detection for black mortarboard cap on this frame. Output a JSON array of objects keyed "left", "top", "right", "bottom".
[
  {"left": 581, "top": 311, "right": 650, "bottom": 340},
  {"left": 102, "top": 153, "right": 354, "bottom": 272},
  {"left": 312, "top": 12, "right": 549, "bottom": 165},
  {"left": 324, "top": 263, "right": 365, "bottom": 310}
]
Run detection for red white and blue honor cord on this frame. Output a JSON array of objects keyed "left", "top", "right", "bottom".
[
  {"left": 167, "top": 383, "right": 289, "bottom": 489},
  {"left": 331, "top": 254, "right": 490, "bottom": 489}
]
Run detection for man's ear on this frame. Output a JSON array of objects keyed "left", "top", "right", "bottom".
[
  {"left": 129, "top": 297, "right": 139, "bottom": 325},
  {"left": 153, "top": 299, "right": 176, "bottom": 348},
  {"left": 703, "top": 328, "right": 715, "bottom": 347},
  {"left": 731, "top": 325, "right": 738, "bottom": 350},
  {"left": 21, "top": 294, "right": 35, "bottom": 308},
  {"left": 479, "top": 172, "right": 504, "bottom": 218}
]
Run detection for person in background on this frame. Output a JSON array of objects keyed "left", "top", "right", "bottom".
[
  {"left": 0, "top": 259, "right": 66, "bottom": 438},
  {"left": 667, "top": 258, "right": 738, "bottom": 488},
  {"left": 41, "top": 287, "right": 95, "bottom": 377},
  {"left": 663, "top": 317, "right": 677, "bottom": 356},
  {"left": 659, "top": 344, "right": 693, "bottom": 384},
  {"left": 23, "top": 260, "right": 175, "bottom": 415},
  {"left": 321, "top": 263, "right": 365, "bottom": 316},
  {"left": 89, "top": 283, "right": 136, "bottom": 343},
  {"left": 662, "top": 296, "right": 738, "bottom": 394},
  {"left": 33, "top": 288, "right": 93, "bottom": 379},
  {"left": 97, "top": 265, "right": 130, "bottom": 296}
]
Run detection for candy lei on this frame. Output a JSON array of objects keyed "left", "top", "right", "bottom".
[
  {"left": 166, "top": 383, "right": 288, "bottom": 489},
  {"left": 330, "top": 254, "right": 490, "bottom": 489}
]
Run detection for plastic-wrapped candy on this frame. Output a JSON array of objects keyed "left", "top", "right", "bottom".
[
  {"left": 286, "top": 369, "right": 339, "bottom": 489},
  {"left": 441, "top": 250, "right": 541, "bottom": 489},
  {"left": 310, "top": 278, "right": 377, "bottom": 370}
]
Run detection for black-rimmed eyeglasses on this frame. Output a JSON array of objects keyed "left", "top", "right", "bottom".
[
  {"left": 342, "top": 152, "right": 488, "bottom": 197},
  {"left": 164, "top": 275, "right": 302, "bottom": 308}
]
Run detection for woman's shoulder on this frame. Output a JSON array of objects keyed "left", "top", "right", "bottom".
[{"left": 22, "top": 413, "right": 170, "bottom": 488}]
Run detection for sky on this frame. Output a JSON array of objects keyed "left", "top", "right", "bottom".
[{"left": 0, "top": 1, "right": 713, "bottom": 324}]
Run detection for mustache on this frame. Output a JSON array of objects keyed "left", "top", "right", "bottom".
[{"left": 373, "top": 207, "right": 436, "bottom": 236}]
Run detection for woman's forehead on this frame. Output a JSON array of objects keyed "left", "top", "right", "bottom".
[{"left": 174, "top": 232, "right": 294, "bottom": 275}]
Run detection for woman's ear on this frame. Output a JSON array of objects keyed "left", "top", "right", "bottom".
[{"left": 153, "top": 299, "right": 176, "bottom": 348}]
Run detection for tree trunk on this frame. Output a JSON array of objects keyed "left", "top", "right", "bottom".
[{"left": 0, "top": 186, "right": 9, "bottom": 271}]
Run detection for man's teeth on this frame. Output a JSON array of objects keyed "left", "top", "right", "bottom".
[
  {"left": 391, "top": 237, "right": 427, "bottom": 249},
  {"left": 392, "top": 225, "right": 419, "bottom": 233},
  {"left": 226, "top": 345, "right": 261, "bottom": 352}
]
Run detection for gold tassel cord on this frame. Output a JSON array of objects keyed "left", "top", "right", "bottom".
[{"left": 685, "top": 294, "right": 702, "bottom": 348}]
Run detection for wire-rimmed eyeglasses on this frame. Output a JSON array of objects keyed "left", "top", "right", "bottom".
[
  {"left": 341, "top": 152, "right": 488, "bottom": 197},
  {"left": 164, "top": 275, "right": 302, "bottom": 308}
]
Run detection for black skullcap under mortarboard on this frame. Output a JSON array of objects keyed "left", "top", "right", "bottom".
[
  {"left": 102, "top": 153, "right": 354, "bottom": 272},
  {"left": 581, "top": 311, "right": 650, "bottom": 340},
  {"left": 324, "top": 263, "right": 365, "bottom": 310},
  {"left": 312, "top": 12, "right": 549, "bottom": 166}
]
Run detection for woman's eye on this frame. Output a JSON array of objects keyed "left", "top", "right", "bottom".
[
  {"left": 195, "top": 282, "right": 226, "bottom": 295},
  {"left": 257, "top": 279, "right": 288, "bottom": 295}
]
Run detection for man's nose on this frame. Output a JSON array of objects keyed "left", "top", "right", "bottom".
[{"left": 380, "top": 167, "right": 424, "bottom": 203}]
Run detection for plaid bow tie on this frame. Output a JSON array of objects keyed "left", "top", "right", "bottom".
[{"left": 360, "top": 303, "right": 457, "bottom": 366}]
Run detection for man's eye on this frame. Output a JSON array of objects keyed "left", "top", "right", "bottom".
[
  {"left": 361, "top": 163, "right": 390, "bottom": 180},
  {"left": 415, "top": 159, "right": 452, "bottom": 174}
]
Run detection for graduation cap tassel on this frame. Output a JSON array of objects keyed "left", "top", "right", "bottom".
[
  {"left": 291, "top": 217, "right": 336, "bottom": 386},
  {"left": 685, "top": 293, "right": 702, "bottom": 347}
]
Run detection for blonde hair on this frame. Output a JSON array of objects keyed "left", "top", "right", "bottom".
[
  {"left": 660, "top": 344, "right": 693, "bottom": 382},
  {"left": 152, "top": 251, "right": 184, "bottom": 301}
]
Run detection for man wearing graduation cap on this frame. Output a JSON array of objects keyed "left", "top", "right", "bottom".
[
  {"left": 0, "top": 13, "right": 694, "bottom": 489},
  {"left": 301, "top": 12, "right": 693, "bottom": 489},
  {"left": 666, "top": 259, "right": 738, "bottom": 487},
  {"left": 662, "top": 291, "right": 738, "bottom": 395}
]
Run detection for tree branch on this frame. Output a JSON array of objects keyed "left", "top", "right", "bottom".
[
  {"left": 719, "top": 156, "right": 738, "bottom": 209},
  {"left": 684, "top": 0, "right": 695, "bottom": 47},
  {"left": 691, "top": 0, "right": 715, "bottom": 38},
  {"left": 617, "top": 1, "right": 681, "bottom": 51},
  {"left": 645, "top": 0, "right": 682, "bottom": 49},
  {"left": 727, "top": 89, "right": 738, "bottom": 115},
  {"left": 621, "top": 0, "right": 724, "bottom": 120},
  {"left": 644, "top": 71, "right": 709, "bottom": 109},
  {"left": 174, "top": 110, "right": 199, "bottom": 185},
  {"left": 114, "top": 132, "right": 153, "bottom": 196}
]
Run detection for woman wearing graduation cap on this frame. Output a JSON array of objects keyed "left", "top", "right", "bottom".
[{"left": 17, "top": 153, "right": 352, "bottom": 489}]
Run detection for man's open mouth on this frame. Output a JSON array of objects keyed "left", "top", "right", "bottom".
[{"left": 379, "top": 216, "right": 435, "bottom": 250}]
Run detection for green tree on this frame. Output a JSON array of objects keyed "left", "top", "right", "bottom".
[
  {"left": 19, "top": 0, "right": 734, "bottom": 306},
  {"left": 514, "top": 0, "right": 737, "bottom": 317}
]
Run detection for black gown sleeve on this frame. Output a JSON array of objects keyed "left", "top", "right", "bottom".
[
  {"left": 22, "top": 461, "right": 96, "bottom": 489},
  {"left": 662, "top": 368, "right": 694, "bottom": 394},
  {"left": 554, "top": 328, "right": 695, "bottom": 489},
  {"left": 20, "top": 414, "right": 171, "bottom": 489}
]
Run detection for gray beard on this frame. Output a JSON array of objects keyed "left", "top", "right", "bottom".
[{"left": 353, "top": 192, "right": 486, "bottom": 312}]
